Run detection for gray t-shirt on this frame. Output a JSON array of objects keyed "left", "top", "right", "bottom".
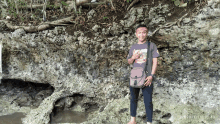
[{"left": 127, "top": 41, "right": 160, "bottom": 75}]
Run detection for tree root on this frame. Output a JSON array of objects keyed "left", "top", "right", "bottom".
[
  {"left": 8, "top": 1, "right": 107, "bottom": 10},
  {"left": 149, "top": 13, "right": 188, "bottom": 37},
  {"left": 81, "top": 1, "right": 108, "bottom": 8},
  {"left": 149, "top": 3, "right": 201, "bottom": 38},
  {"left": 12, "top": 4, "right": 51, "bottom": 9},
  {"left": 109, "top": 0, "right": 116, "bottom": 11},
  {"left": 127, "top": 0, "right": 140, "bottom": 11},
  {"left": 0, "top": 16, "right": 76, "bottom": 33}
]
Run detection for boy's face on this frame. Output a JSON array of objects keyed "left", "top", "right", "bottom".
[{"left": 135, "top": 27, "right": 148, "bottom": 42}]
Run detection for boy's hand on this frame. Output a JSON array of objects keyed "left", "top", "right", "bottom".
[
  {"left": 144, "top": 76, "right": 153, "bottom": 87},
  {"left": 132, "top": 50, "right": 141, "bottom": 60}
]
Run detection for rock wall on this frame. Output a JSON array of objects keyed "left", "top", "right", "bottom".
[{"left": 0, "top": 0, "right": 220, "bottom": 124}]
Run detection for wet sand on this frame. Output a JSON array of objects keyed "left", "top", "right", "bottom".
[
  {"left": 51, "top": 110, "right": 88, "bottom": 123},
  {"left": 0, "top": 112, "right": 25, "bottom": 124}
]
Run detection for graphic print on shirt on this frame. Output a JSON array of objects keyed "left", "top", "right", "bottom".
[{"left": 133, "top": 49, "right": 148, "bottom": 64}]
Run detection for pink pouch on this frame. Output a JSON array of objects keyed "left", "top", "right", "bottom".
[{"left": 130, "top": 67, "right": 147, "bottom": 88}]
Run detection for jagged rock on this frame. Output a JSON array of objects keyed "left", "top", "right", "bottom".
[
  {"left": 209, "top": 28, "right": 220, "bottom": 37},
  {"left": 126, "top": 15, "right": 136, "bottom": 28},
  {"left": 12, "top": 28, "right": 26, "bottom": 38},
  {"left": 0, "top": 22, "right": 7, "bottom": 33},
  {"left": 92, "top": 25, "right": 101, "bottom": 32},
  {"left": 101, "top": 28, "right": 110, "bottom": 35},
  {"left": 0, "top": 7, "right": 7, "bottom": 18},
  {"left": 64, "top": 97, "right": 75, "bottom": 108},
  {"left": 54, "top": 26, "right": 65, "bottom": 35},
  {"left": 183, "top": 18, "right": 191, "bottom": 23},
  {"left": 147, "top": 4, "right": 170, "bottom": 27},
  {"left": 109, "top": 22, "right": 124, "bottom": 35},
  {"left": 149, "top": 17, "right": 166, "bottom": 26},
  {"left": 87, "top": 9, "right": 96, "bottom": 20},
  {"left": 74, "top": 105, "right": 85, "bottom": 112},
  {"left": 14, "top": 92, "right": 33, "bottom": 106}
]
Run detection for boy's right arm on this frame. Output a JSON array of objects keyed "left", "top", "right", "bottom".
[
  {"left": 128, "top": 57, "right": 135, "bottom": 65},
  {"left": 128, "top": 50, "right": 140, "bottom": 65}
]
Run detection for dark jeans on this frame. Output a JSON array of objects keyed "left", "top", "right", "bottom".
[{"left": 130, "top": 83, "right": 153, "bottom": 122}]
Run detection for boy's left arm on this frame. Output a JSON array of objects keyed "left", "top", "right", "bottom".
[
  {"left": 144, "top": 43, "right": 159, "bottom": 87},
  {"left": 151, "top": 58, "right": 158, "bottom": 75},
  {"left": 144, "top": 58, "right": 157, "bottom": 87}
]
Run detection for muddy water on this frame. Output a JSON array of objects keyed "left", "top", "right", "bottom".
[
  {"left": 50, "top": 110, "right": 88, "bottom": 123},
  {"left": 0, "top": 112, "right": 25, "bottom": 124},
  {"left": 0, "top": 111, "right": 89, "bottom": 124}
]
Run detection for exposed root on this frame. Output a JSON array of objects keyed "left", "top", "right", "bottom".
[
  {"left": 149, "top": 13, "right": 188, "bottom": 37},
  {"left": 127, "top": 0, "right": 140, "bottom": 11},
  {"left": 109, "top": 0, "right": 116, "bottom": 11},
  {"left": 12, "top": 4, "right": 50, "bottom": 9},
  {"left": 5, "top": 1, "right": 107, "bottom": 10},
  {"left": 81, "top": 1, "right": 108, "bottom": 8},
  {"left": 0, "top": 16, "right": 75, "bottom": 32},
  {"left": 149, "top": 2, "right": 202, "bottom": 37}
]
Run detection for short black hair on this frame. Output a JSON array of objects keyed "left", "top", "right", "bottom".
[{"left": 135, "top": 24, "right": 147, "bottom": 31}]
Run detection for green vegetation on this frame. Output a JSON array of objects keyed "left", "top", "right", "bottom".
[
  {"left": 61, "top": 1, "right": 68, "bottom": 6},
  {"left": 103, "top": 17, "right": 108, "bottom": 19}
]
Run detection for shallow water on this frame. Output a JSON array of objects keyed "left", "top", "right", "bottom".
[
  {"left": 50, "top": 110, "right": 88, "bottom": 123},
  {"left": 0, "top": 112, "right": 25, "bottom": 124}
]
